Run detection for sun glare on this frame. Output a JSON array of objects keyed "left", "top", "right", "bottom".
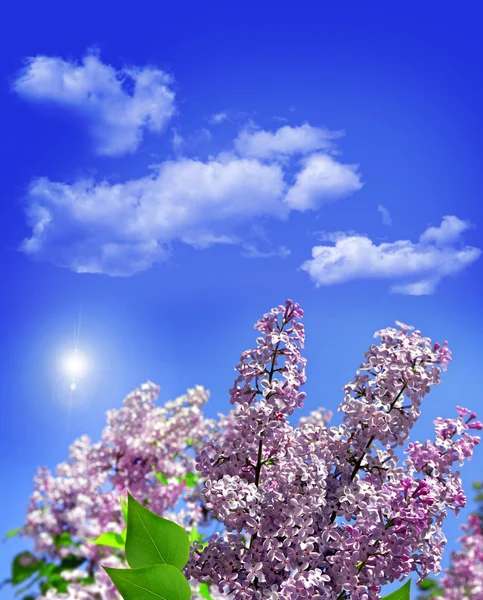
[{"left": 62, "top": 349, "right": 88, "bottom": 386}]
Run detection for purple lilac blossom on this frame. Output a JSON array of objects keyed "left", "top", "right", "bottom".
[{"left": 188, "top": 301, "right": 481, "bottom": 600}]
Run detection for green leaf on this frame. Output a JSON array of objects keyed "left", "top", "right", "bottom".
[
  {"left": 419, "top": 579, "right": 436, "bottom": 590},
  {"left": 429, "top": 589, "right": 444, "bottom": 598},
  {"left": 473, "top": 481, "right": 482, "bottom": 490},
  {"left": 125, "top": 493, "right": 190, "bottom": 570},
  {"left": 5, "top": 527, "right": 22, "bottom": 539},
  {"left": 57, "top": 555, "right": 86, "bottom": 571},
  {"left": 189, "top": 527, "right": 203, "bottom": 544},
  {"left": 54, "top": 532, "right": 76, "bottom": 548},
  {"left": 86, "top": 532, "right": 125, "bottom": 550},
  {"left": 120, "top": 494, "right": 129, "bottom": 524},
  {"left": 104, "top": 564, "right": 191, "bottom": 600},
  {"left": 39, "top": 573, "right": 70, "bottom": 594},
  {"left": 11, "top": 552, "right": 44, "bottom": 585},
  {"left": 198, "top": 583, "right": 212, "bottom": 600},
  {"left": 188, "top": 527, "right": 208, "bottom": 549},
  {"left": 155, "top": 473, "right": 169, "bottom": 485},
  {"left": 182, "top": 473, "right": 198, "bottom": 488},
  {"left": 381, "top": 579, "right": 411, "bottom": 600}
]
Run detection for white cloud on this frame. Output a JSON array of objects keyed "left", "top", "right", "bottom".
[
  {"left": 284, "top": 153, "right": 363, "bottom": 211},
  {"left": 389, "top": 279, "right": 438, "bottom": 296},
  {"left": 316, "top": 230, "right": 358, "bottom": 243},
  {"left": 209, "top": 112, "right": 228, "bottom": 124},
  {"left": 21, "top": 157, "right": 288, "bottom": 276},
  {"left": 19, "top": 119, "right": 364, "bottom": 276},
  {"left": 377, "top": 204, "right": 392, "bottom": 226},
  {"left": 419, "top": 215, "right": 472, "bottom": 246},
  {"left": 172, "top": 129, "right": 183, "bottom": 155},
  {"left": 234, "top": 123, "right": 344, "bottom": 159},
  {"left": 241, "top": 245, "right": 291, "bottom": 259},
  {"left": 13, "top": 52, "right": 175, "bottom": 156},
  {"left": 301, "top": 217, "right": 481, "bottom": 294}
]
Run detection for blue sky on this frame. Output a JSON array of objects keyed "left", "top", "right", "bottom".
[{"left": 1, "top": 1, "right": 482, "bottom": 597}]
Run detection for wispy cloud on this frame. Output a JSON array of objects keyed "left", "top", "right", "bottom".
[
  {"left": 209, "top": 112, "right": 228, "bottom": 124},
  {"left": 234, "top": 123, "right": 344, "bottom": 159},
  {"left": 241, "top": 245, "right": 291, "bottom": 259},
  {"left": 301, "top": 216, "right": 480, "bottom": 294},
  {"left": 377, "top": 204, "right": 392, "bottom": 226},
  {"left": 13, "top": 51, "right": 175, "bottom": 156},
  {"left": 172, "top": 129, "right": 183, "bottom": 155},
  {"left": 170, "top": 127, "right": 211, "bottom": 156}
]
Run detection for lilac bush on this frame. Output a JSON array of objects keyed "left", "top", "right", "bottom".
[{"left": 6, "top": 300, "right": 481, "bottom": 600}]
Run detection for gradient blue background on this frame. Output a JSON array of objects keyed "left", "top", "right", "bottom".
[{"left": 1, "top": 2, "right": 482, "bottom": 597}]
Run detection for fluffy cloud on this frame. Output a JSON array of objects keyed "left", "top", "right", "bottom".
[
  {"left": 21, "top": 157, "right": 288, "bottom": 275},
  {"left": 234, "top": 123, "right": 343, "bottom": 159},
  {"left": 301, "top": 217, "right": 480, "bottom": 294},
  {"left": 13, "top": 52, "right": 175, "bottom": 156},
  {"left": 19, "top": 120, "right": 364, "bottom": 276},
  {"left": 419, "top": 215, "right": 472, "bottom": 246},
  {"left": 284, "top": 153, "right": 363, "bottom": 211}
]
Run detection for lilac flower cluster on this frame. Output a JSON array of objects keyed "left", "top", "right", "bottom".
[
  {"left": 428, "top": 482, "right": 483, "bottom": 600},
  {"left": 437, "top": 513, "right": 483, "bottom": 600},
  {"left": 187, "top": 301, "right": 481, "bottom": 600},
  {"left": 23, "top": 383, "right": 220, "bottom": 600}
]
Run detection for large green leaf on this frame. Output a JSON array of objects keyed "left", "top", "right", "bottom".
[
  {"left": 125, "top": 493, "right": 190, "bottom": 570},
  {"left": 86, "top": 531, "right": 126, "bottom": 550},
  {"left": 104, "top": 564, "right": 191, "bottom": 600},
  {"left": 381, "top": 579, "right": 411, "bottom": 600}
]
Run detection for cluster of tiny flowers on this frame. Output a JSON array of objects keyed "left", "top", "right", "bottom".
[
  {"left": 23, "top": 383, "right": 219, "bottom": 600},
  {"left": 436, "top": 509, "right": 483, "bottom": 600},
  {"left": 187, "top": 301, "right": 481, "bottom": 600}
]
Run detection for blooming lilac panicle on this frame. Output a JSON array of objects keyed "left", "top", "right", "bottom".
[
  {"left": 23, "top": 383, "right": 219, "bottom": 599},
  {"left": 438, "top": 514, "right": 483, "bottom": 600},
  {"left": 188, "top": 302, "right": 480, "bottom": 600}
]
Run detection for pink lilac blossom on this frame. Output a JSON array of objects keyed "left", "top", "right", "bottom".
[
  {"left": 436, "top": 513, "right": 483, "bottom": 600},
  {"left": 23, "top": 383, "right": 221, "bottom": 600},
  {"left": 188, "top": 301, "right": 481, "bottom": 600}
]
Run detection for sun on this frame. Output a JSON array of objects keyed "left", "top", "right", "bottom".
[{"left": 62, "top": 349, "right": 88, "bottom": 388}]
